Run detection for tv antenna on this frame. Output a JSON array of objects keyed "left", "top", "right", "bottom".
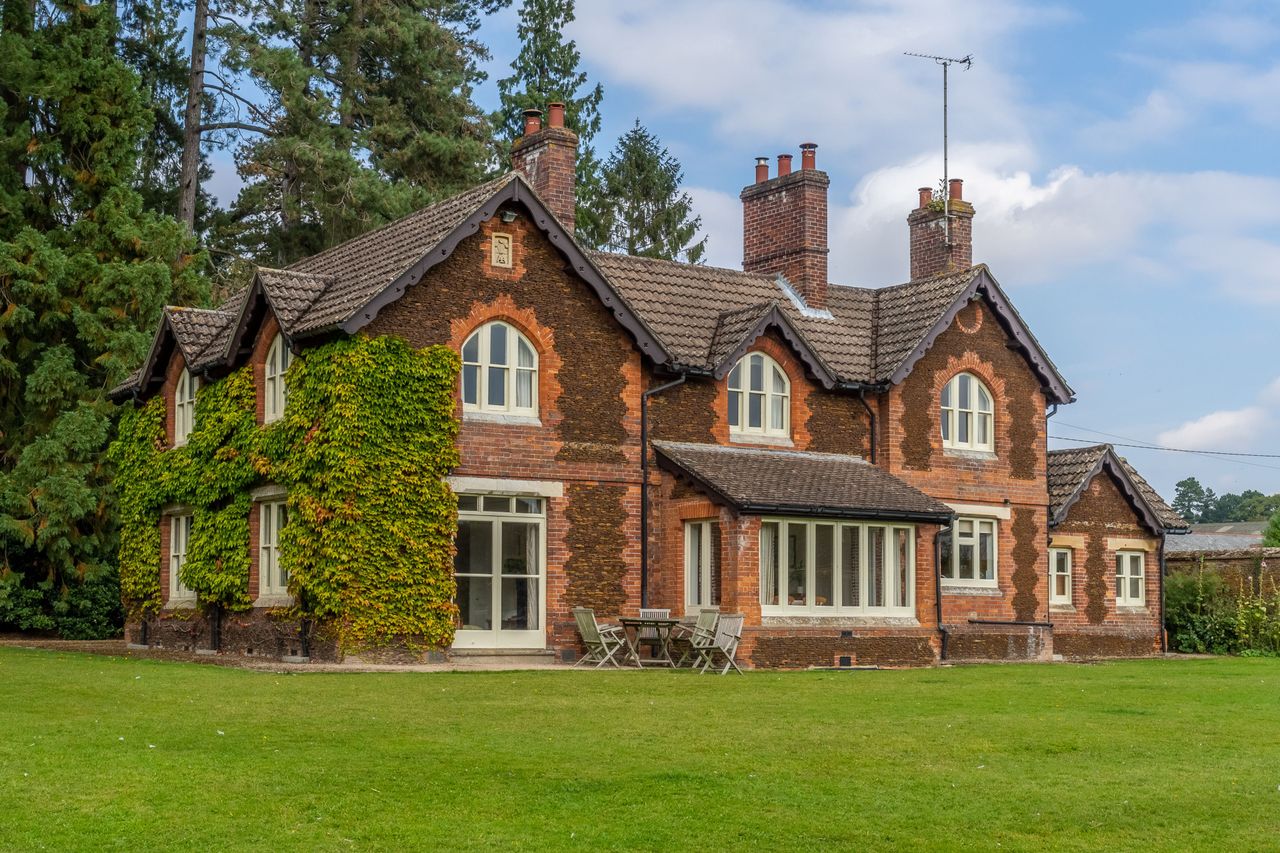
[{"left": 904, "top": 52, "right": 973, "bottom": 246}]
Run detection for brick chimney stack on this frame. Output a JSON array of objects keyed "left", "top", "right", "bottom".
[
  {"left": 741, "top": 143, "right": 830, "bottom": 309},
  {"left": 511, "top": 103, "right": 578, "bottom": 233},
  {"left": 907, "top": 178, "right": 974, "bottom": 280}
]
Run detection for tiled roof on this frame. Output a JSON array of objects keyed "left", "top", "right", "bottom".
[
  {"left": 653, "top": 441, "right": 953, "bottom": 521},
  {"left": 1047, "top": 444, "right": 1189, "bottom": 532},
  {"left": 873, "top": 266, "right": 982, "bottom": 378},
  {"left": 290, "top": 174, "right": 518, "bottom": 334},
  {"left": 166, "top": 306, "right": 233, "bottom": 366},
  {"left": 257, "top": 268, "right": 332, "bottom": 331},
  {"left": 708, "top": 302, "right": 775, "bottom": 368},
  {"left": 1165, "top": 532, "right": 1263, "bottom": 554}
]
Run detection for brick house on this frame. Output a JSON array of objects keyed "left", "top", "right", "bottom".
[{"left": 112, "top": 104, "right": 1187, "bottom": 666}]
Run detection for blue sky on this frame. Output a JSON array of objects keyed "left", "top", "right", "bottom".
[{"left": 205, "top": 0, "right": 1280, "bottom": 500}]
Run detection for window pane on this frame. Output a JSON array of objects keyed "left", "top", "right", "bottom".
[
  {"left": 748, "top": 392, "right": 763, "bottom": 429},
  {"left": 959, "top": 519, "right": 973, "bottom": 536},
  {"left": 941, "top": 409, "right": 950, "bottom": 441},
  {"left": 462, "top": 333, "right": 479, "bottom": 362},
  {"left": 514, "top": 498, "right": 541, "bottom": 514},
  {"left": 978, "top": 413, "right": 990, "bottom": 446},
  {"left": 1130, "top": 577, "right": 1141, "bottom": 601},
  {"left": 771, "top": 367, "right": 786, "bottom": 393},
  {"left": 895, "top": 528, "right": 911, "bottom": 608},
  {"left": 709, "top": 523, "right": 721, "bottom": 606},
  {"left": 728, "top": 391, "right": 741, "bottom": 427},
  {"left": 483, "top": 496, "right": 511, "bottom": 513},
  {"left": 939, "top": 532, "right": 953, "bottom": 579},
  {"left": 978, "top": 386, "right": 991, "bottom": 412},
  {"left": 516, "top": 369, "right": 534, "bottom": 409},
  {"left": 958, "top": 373, "right": 971, "bottom": 409},
  {"left": 841, "top": 526, "right": 860, "bottom": 607},
  {"left": 462, "top": 364, "right": 479, "bottom": 405},
  {"left": 688, "top": 523, "right": 703, "bottom": 605},
  {"left": 959, "top": 543, "right": 975, "bottom": 580},
  {"left": 760, "top": 522, "right": 780, "bottom": 606},
  {"left": 501, "top": 521, "right": 538, "bottom": 575},
  {"left": 487, "top": 366, "right": 507, "bottom": 407},
  {"left": 517, "top": 338, "right": 535, "bottom": 368},
  {"left": 978, "top": 528, "right": 994, "bottom": 581},
  {"left": 489, "top": 323, "right": 508, "bottom": 365},
  {"left": 749, "top": 355, "right": 764, "bottom": 392},
  {"left": 455, "top": 520, "right": 493, "bottom": 574},
  {"left": 500, "top": 577, "right": 539, "bottom": 630},
  {"left": 457, "top": 576, "right": 492, "bottom": 630},
  {"left": 958, "top": 411, "right": 970, "bottom": 443},
  {"left": 1055, "top": 574, "right": 1068, "bottom": 598},
  {"left": 868, "top": 527, "right": 885, "bottom": 607},
  {"left": 458, "top": 494, "right": 479, "bottom": 511},
  {"left": 728, "top": 363, "right": 742, "bottom": 390},
  {"left": 815, "top": 525, "right": 834, "bottom": 607},
  {"left": 770, "top": 395, "right": 785, "bottom": 431},
  {"left": 787, "top": 524, "right": 807, "bottom": 606},
  {"left": 940, "top": 379, "right": 951, "bottom": 408}
]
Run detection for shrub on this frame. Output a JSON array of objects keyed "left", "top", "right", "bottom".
[{"left": 1165, "top": 558, "right": 1280, "bottom": 656}]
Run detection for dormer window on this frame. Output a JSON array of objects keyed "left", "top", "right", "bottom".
[
  {"left": 940, "top": 372, "right": 993, "bottom": 452},
  {"left": 461, "top": 321, "right": 538, "bottom": 417},
  {"left": 728, "top": 352, "right": 790, "bottom": 439},
  {"left": 174, "top": 368, "right": 198, "bottom": 446},
  {"left": 264, "top": 334, "right": 291, "bottom": 423}
]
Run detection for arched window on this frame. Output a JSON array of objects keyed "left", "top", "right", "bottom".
[
  {"left": 728, "top": 352, "right": 790, "bottom": 438},
  {"left": 264, "top": 334, "right": 291, "bottom": 423},
  {"left": 461, "top": 321, "right": 538, "bottom": 416},
  {"left": 174, "top": 367, "right": 198, "bottom": 446},
  {"left": 940, "top": 372, "right": 994, "bottom": 451}
]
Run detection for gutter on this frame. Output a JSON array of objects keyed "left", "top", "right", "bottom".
[
  {"left": 639, "top": 373, "right": 687, "bottom": 608},
  {"left": 734, "top": 502, "right": 953, "bottom": 524}
]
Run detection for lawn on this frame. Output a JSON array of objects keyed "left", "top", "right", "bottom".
[{"left": 1, "top": 650, "right": 1277, "bottom": 851}]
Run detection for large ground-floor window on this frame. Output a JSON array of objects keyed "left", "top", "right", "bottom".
[
  {"left": 759, "top": 519, "right": 915, "bottom": 616},
  {"left": 684, "top": 519, "right": 721, "bottom": 614},
  {"left": 454, "top": 494, "right": 545, "bottom": 647}
]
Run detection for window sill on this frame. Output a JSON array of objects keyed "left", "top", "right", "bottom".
[
  {"left": 1116, "top": 605, "right": 1148, "bottom": 614},
  {"left": 942, "top": 585, "right": 1002, "bottom": 597},
  {"left": 943, "top": 447, "right": 997, "bottom": 461},
  {"left": 729, "top": 432, "right": 793, "bottom": 448},
  {"left": 164, "top": 598, "right": 197, "bottom": 610},
  {"left": 253, "top": 594, "right": 295, "bottom": 609},
  {"left": 463, "top": 411, "right": 542, "bottom": 427},
  {"left": 1049, "top": 603, "right": 1076, "bottom": 612},
  {"left": 760, "top": 614, "right": 920, "bottom": 627}
]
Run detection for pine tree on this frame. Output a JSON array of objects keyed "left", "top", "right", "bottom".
[
  {"left": 595, "top": 120, "right": 706, "bottom": 264},
  {"left": 1172, "top": 477, "right": 1206, "bottom": 524},
  {"left": 495, "top": 0, "right": 604, "bottom": 240},
  {"left": 213, "top": 0, "right": 503, "bottom": 265},
  {"left": 0, "top": 1, "right": 206, "bottom": 636}
]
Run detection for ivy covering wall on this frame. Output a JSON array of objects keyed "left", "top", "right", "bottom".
[{"left": 109, "top": 336, "right": 461, "bottom": 650}]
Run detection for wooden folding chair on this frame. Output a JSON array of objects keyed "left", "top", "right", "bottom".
[
  {"left": 697, "top": 613, "right": 745, "bottom": 675},
  {"left": 571, "top": 607, "right": 627, "bottom": 668},
  {"left": 674, "top": 608, "right": 719, "bottom": 668}
]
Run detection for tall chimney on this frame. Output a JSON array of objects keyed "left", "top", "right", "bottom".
[
  {"left": 741, "top": 144, "right": 830, "bottom": 309},
  {"left": 907, "top": 178, "right": 974, "bottom": 280},
  {"left": 511, "top": 103, "right": 578, "bottom": 232}
]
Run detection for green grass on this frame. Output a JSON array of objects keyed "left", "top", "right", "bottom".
[{"left": 1, "top": 650, "right": 1277, "bottom": 851}]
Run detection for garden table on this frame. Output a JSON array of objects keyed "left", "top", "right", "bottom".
[{"left": 618, "top": 616, "right": 682, "bottom": 668}]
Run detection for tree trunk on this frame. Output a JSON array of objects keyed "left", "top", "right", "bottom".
[{"left": 176, "top": 0, "right": 207, "bottom": 233}]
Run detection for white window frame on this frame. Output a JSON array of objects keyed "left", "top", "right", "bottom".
[
  {"left": 264, "top": 334, "right": 292, "bottom": 423},
  {"left": 258, "top": 500, "right": 289, "bottom": 597},
  {"left": 169, "top": 514, "right": 195, "bottom": 602},
  {"left": 1116, "top": 550, "right": 1146, "bottom": 607},
  {"left": 173, "top": 368, "right": 198, "bottom": 446},
  {"left": 940, "top": 372, "right": 994, "bottom": 452},
  {"left": 684, "top": 519, "right": 720, "bottom": 613},
  {"left": 461, "top": 321, "right": 538, "bottom": 417},
  {"left": 1050, "top": 547, "right": 1073, "bottom": 605},
  {"left": 758, "top": 518, "right": 915, "bottom": 616},
  {"left": 941, "top": 516, "right": 999, "bottom": 588},
  {"left": 453, "top": 493, "right": 547, "bottom": 648},
  {"left": 728, "top": 352, "right": 790, "bottom": 440}
]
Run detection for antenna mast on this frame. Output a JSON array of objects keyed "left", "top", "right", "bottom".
[{"left": 904, "top": 52, "right": 973, "bottom": 247}]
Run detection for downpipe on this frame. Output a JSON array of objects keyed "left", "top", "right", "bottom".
[
  {"left": 639, "top": 373, "right": 687, "bottom": 608},
  {"left": 934, "top": 525, "right": 951, "bottom": 661}
]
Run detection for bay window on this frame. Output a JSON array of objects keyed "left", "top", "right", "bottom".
[{"left": 760, "top": 518, "right": 914, "bottom": 615}]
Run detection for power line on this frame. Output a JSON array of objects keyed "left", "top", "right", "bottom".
[{"left": 1049, "top": 422, "right": 1280, "bottom": 473}]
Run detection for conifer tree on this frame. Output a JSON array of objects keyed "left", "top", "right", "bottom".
[
  {"left": 0, "top": 1, "right": 206, "bottom": 636},
  {"left": 495, "top": 0, "right": 605, "bottom": 241},
  {"left": 596, "top": 120, "right": 706, "bottom": 264}
]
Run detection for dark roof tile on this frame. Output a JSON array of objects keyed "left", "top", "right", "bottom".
[{"left": 1048, "top": 444, "right": 1188, "bottom": 532}]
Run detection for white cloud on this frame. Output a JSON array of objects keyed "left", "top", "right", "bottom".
[{"left": 1157, "top": 407, "right": 1269, "bottom": 451}]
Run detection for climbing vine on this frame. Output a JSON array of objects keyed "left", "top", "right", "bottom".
[{"left": 109, "top": 336, "right": 461, "bottom": 651}]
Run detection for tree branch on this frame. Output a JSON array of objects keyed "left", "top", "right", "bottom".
[{"left": 199, "top": 121, "right": 270, "bottom": 135}]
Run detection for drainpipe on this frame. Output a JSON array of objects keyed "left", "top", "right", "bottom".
[
  {"left": 857, "top": 388, "right": 878, "bottom": 465},
  {"left": 1158, "top": 534, "right": 1167, "bottom": 653},
  {"left": 639, "top": 373, "right": 687, "bottom": 608},
  {"left": 1045, "top": 403, "right": 1060, "bottom": 630},
  {"left": 934, "top": 525, "right": 951, "bottom": 661}
]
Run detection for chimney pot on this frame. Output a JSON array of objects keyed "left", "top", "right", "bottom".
[
  {"left": 754, "top": 157, "right": 770, "bottom": 184},
  {"left": 777, "top": 153, "right": 793, "bottom": 177},
  {"left": 522, "top": 108, "right": 543, "bottom": 136},
  {"left": 547, "top": 102, "right": 566, "bottom": 129},
  {"left": 800, "top": 142, "right": 817, "bottom": 171},
  {"left": 918, "top": 187, "right": 933, "bottom": 209},
  {"left": 949, "top": 178, "right": 964, "bottom": 201}
]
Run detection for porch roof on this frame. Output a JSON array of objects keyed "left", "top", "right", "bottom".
[{"left": 652, "top": 441, "right": 954, "bottom": 523}]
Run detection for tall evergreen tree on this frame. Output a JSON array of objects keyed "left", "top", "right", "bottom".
[
  {"left": 0, "top": 1, "right": 206, "bottom": 636},
  {"left": 1172, "top": 476, "right": 1206, "bottom": 523},
  {"left": 595, "top": 120, "right": 706, "bottom": 264},
  {"left": 213, "top": 0, "right": 503, "bottom": 266},
  {"left": 495, "top": 0, "right": 604, "bottom": 240}
]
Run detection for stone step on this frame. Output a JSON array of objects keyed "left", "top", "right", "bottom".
[{"left": 449, "top": 647, "right": 556, "bottom": 658}]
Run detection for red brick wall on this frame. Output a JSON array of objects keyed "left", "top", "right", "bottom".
[
  {"left": 908, "top": 200, "right": 974, "bottom": 280},
  {"left": 250, "top": 313, "right": 281, "bottom": 426},
  {"left": 511, "top": 127, "right": 578, "bottom": 233},
  {"left": 740, "top": 170, "right": 830, "bottom": 308}
]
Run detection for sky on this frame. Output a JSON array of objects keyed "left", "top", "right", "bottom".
[{"left": 203, "top": 0, "right": 1280, "bottom": 500}]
